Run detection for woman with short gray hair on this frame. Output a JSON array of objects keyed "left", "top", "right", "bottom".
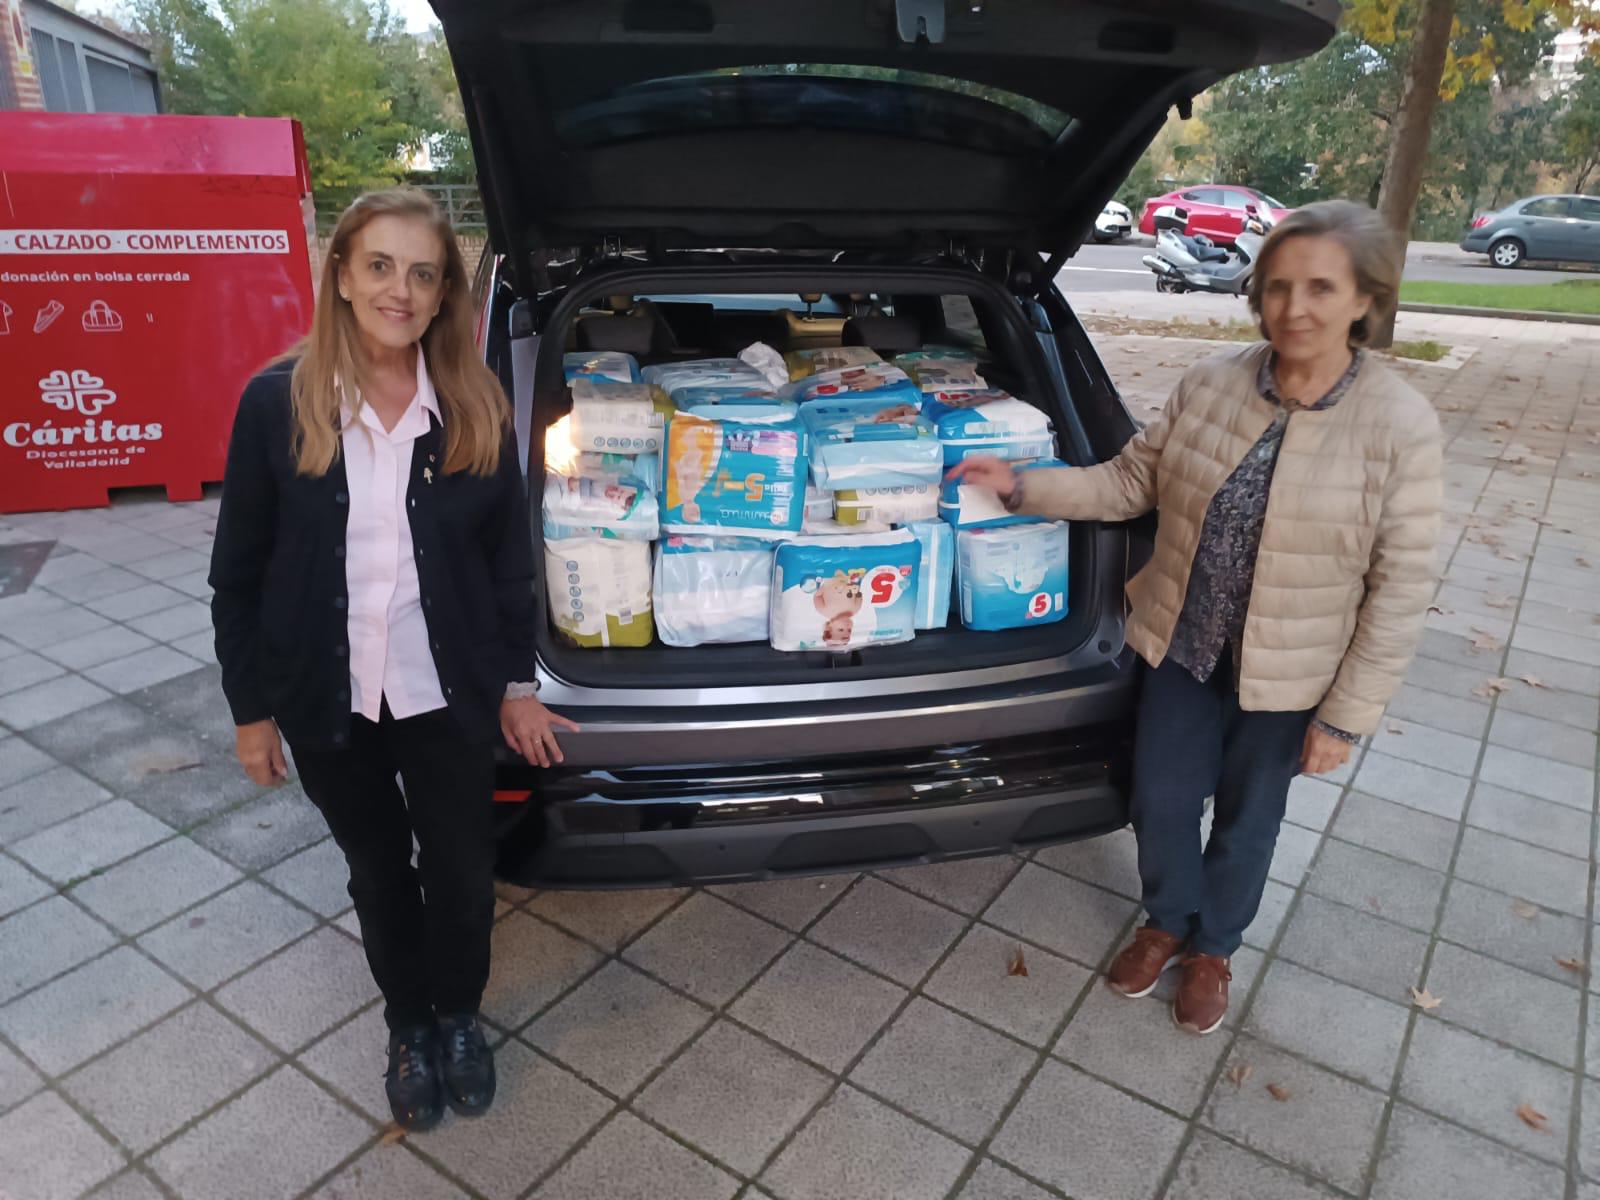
[{"left": 951, "top": 200, "right": 1441, "bottom": 1034}]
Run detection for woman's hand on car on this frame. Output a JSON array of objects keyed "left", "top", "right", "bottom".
[
  {"left": 501, "top": 697, "right": 582, "bottom": 768},
  {"left": 235, "top": 719, "right": 289, "bottom": 786},
  {"left": 1300, "top": 724, "right": 1352, "bottom": 776},
  {"left": 945, "top": 455, "right": 1017, "bottom": 497}
]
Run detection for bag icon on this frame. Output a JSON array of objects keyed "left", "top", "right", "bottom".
[{"left": 82, "top": 300, "right": 123, "bottom": 333}]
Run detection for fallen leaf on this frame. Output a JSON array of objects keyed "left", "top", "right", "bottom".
[
  {"left": 1427, "top": 604, "right": 1447, "bottom": 616},
  {"left": 1226, "top": 1063, "right": 1254, "bottom": 1089},
  {"left": 1366, "top": 895, "right": 1383, "bottom": 913},
  {"left": 1470, "top": 629, "right": 1503, "bottom": 653},
  {"left": 256, "top": 822, "right": 273, "bottom": 830},
  {"left": 1410, "top": 986, "right": 1443, "bottom": 1011},
  {"left": 1387, "top": 724, "right": 1405, "bottom": 735},
  {"left": 135, "top": 754, "right": 204, "bottom": 777},
  {"left": 1555, "top": 957, "right": 1589, "bottom": 976},
  {"left": 187, "top": 916, "right": 206, "bottom": 929},
  {"left": 1516, "top": 1103, "right": 1550, "bottom": 1132},
  {"left": 1578, "top": 557, "right": 1593, "bottom": 569},
  {"left": 1485, "top": 594, "right": 1515, "bottom": 609},
  {"left": 1472, "top": 677, "right": 1516, "bottom": 698},
  {"left": 1497, "top": 552, "right": 1522, "bottom": 563},
  {"left": 1266, "top": 1083, "right": 1292, "bottom": 1102},
  {"left": 1511, "top": 899, "right": 1540, "bottom": 921},
  {"left": 378, "top": 1124, "right": 407, "bottom": 1147},
  {"left": 1007, "top": 947, "right": 1030, "bottom": 978},
  {"left": 1519, "top": 675, "right": 1549, "bottom": 689}
]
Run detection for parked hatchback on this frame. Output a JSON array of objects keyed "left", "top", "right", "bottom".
[
  {"left": 1137, "top": 185, "right": 1292, "bottom": 244},
  {"left": 434, "top": 0, "right": 1340, "bottom": 888},
  {"left": 1461, "top": 194, "right": 1600, "bottom": 268}
]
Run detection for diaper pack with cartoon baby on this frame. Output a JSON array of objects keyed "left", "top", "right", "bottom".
[
  {"left": 958, "top": 522, "right": 1071, "bottom": 632},
  {"left": 940, "top": 459, "right": 1069, "bottom": 530},
  {"left": 563, "top": 351, "right": 641, "bottom": 384},
  {"left": 907, "top": 520, "right": 955, "bottom": 630},
  {"left": 923, "top": 392, "right": 1056, "bottom": 465},
  {"left": 567, "top": 379, "right": 673, "bottom": 456},
  {"left": 653, "top": 536, "right": 775, "bottom": 647},
  {"left": 545, "top": 536, "right": 655, "bottom": 648},
  {"left": 801, "top": 402, "right": 943, "bottom": 492},
  {"left": 566, "top": 451, "right": 662, "bottom": 495},
  {"left": 770, "top": 530, "right": 920, "bottom": 652},
  {"left": 785, "top": 345, "right": 883, "bottom": 380},
  {"left": 660, "top": 412, "right": 808, "bottom": 539},
  {"left": 832, "top": 484, "right": 939, "bottom": 526},
  {"left": 542, "top": 471, "right": 660, "bottom": 542}
]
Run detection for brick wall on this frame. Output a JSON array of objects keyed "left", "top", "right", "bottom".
[{"left": 1, "top": 2, "right": 46, "bottom": 111}]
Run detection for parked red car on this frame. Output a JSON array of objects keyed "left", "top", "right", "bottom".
[{"left": 1137, "top": 185, "right": 1292, "bottom": 244}]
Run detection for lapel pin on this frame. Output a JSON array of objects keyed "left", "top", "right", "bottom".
[{"left": 424, "top": 468, "right": 434, "bottom": 484}]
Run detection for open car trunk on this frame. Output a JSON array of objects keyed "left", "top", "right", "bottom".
[{"left": 526, "top": 260, "right": 1115, "bottom": 692}]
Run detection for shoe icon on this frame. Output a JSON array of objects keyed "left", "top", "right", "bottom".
[
  {"left": 82, "top": 301, "right": 123, "bottom": 333},
  {"left": 34, "top": 301, "right": 64, "bottom": 334}
]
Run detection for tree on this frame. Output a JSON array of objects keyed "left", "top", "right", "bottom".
[
  {"left": 129, "top": 0, "right": 454, "bottom": 207},
  {"left": 1559, "top": 56, "right": 1600, "bottom": 190}
]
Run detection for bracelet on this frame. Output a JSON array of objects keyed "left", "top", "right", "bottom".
[
  {"left": 504, "top": 681, "right": 540, "bottom": 699},
  {"left": 1311, "top": 718, "right": 1360, "bottom": 744}
]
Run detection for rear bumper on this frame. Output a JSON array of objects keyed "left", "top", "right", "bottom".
[
  {"left": 1459, "top": 233, "right": 1490, "bottom": 251},
  {"left": 494, "top": 724, "right": 1133, "bottom": 887}
]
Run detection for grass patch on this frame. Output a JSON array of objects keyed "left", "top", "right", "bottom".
[
  {"left": 1087, "top": 316, "right": 1451, "bottom": 362},
  {"left": 1389, "top": 339, "right": 1448, "bottom": 362},
  {"left": 1399, "top": 278, "right": 1600, "bottom": 316}
]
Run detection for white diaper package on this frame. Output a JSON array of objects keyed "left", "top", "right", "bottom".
[
  {"left": 671, "top": 386, "right": 793, "bottom": 421},
  {"left": 567, "top": 379, "right": 671, "bottom": 455},
  {"left": 802, "top": 513, "right": 893, "bottom": 536},
  {"left": 570, "top": 451, "right": 661, "bottom": 494},
  {"left": 545, "top": 536, "right": 655, "bottom": 648},
  {"left": 958, "top": 522, "right": 1071, "bottom": 632},
  {"left": 770, "top": 530, "right": 920, "bottom": 652},
  {"left": 564, "top": 351, "right": 641, "bottom": 384},
  {"left": 785, "top": 345, "right": 883, "bottom": 380},
  {"left": 661, "top": 412, "right": 808, "bottom": 538},
  {"left": 804, "top": 486, "right": 836, "bottom": 525},
  {"left": 738, "top": 341, "right": 791, "bottom": 390},
  {"left": 542, "top": 472, "right": 660, "bottom": 542},
  {"left": 907, "top": 360, "right": 988, "bottom": 393},
  {"left": 907, "top": 521, "right": 955, "bottom": 630},
  {"left": 801, "top": 402, "right": 943, "bottom": 491},
  {"left": 783, "top": 364, "right": 923, "bottom": 409},
  {"left": 923, "top": 392, "right": 1056, "bottom": 465},
  {"left": 940, "top": 459, "right": 1068, "bottom": 529},
  {"left": 653, "top": 536, "right": 775, "bottom": 647},
  {"left": 832, "top": 484, "right": 939, "bottom": 526},
  {"left": 643, "top": 357, "right": 770, "bottom": 399}
]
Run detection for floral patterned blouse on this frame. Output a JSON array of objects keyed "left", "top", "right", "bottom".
[{"left": 1164, "top": 349, "right": 1366, "bottom": 741}]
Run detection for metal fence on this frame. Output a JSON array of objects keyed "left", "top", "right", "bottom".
[{"left": 311, "top": 181, "right": 487, "bottom": 234}]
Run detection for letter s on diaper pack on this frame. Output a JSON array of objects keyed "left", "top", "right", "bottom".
[
  {"left": 545, "top": 536, "right": 655, "bottom": 648},
  {"left": 661, "top": 412, "right": 807, "bottom": 539},
  {"left": 770, "top": 531, "right": 920, "bottom": 652},
  {"left": 957, "top": 522, "right": 1071, "bottom": 632}
]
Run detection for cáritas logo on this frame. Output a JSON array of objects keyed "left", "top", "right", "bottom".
[{"left": 3, "top": 368, "right": 163, "bottom": 451}]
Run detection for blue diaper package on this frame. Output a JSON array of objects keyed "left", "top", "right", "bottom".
[
  {"left": 801, "top": 402, "right": 943, "bottom": 491},
  {"left": 906, "top": 521, "right": 955, "bottom": 630},
  {"left": 643, "top": 358, "right": 769, "bottom": 399},
  {"left": 661, "top": 412, "right": 808, "bottom": 539},
  {"left": 672, "top": 385, "right": 793, "bottom": 421},
  {"left": 542, "top": 472, "right": 660, "bottom": 542},
  {"left": 572, "top": 451, "right": 661, "bottom": 494},
  {"left": 783, "top": 364, "right": 923, "bottom": 410},
  {"left": 923, "top": 392, "right": 1056, "bottom": 465},
  {"left": 939, "top": 459, "right": 1068, "bottom": 529},
  {"left": 770, "top": 530, "right": 920, "bottom": 652},
  {"left": 653, "top": 536, "right": 775, "bottom": 647},
  {"left": 958, "top": 522, "right": 1071, "bottom": 632},
  {"left": 563, "top": 351, "right": 641, "bottom": 384}
]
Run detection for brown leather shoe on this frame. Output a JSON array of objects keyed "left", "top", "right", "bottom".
[
  {"left": 1172, "top": 952, "right": 1231, "bottom": 1035},
  {"left": 1106, "top": 927, "right": 1186, "bottom": 998}
]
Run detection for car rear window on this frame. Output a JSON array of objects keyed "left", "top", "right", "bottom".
[{"left": 552, "top": 64, "right": 1072, "bottom": 156}]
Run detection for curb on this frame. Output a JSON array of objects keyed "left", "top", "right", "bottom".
[{"left": 1398, "top": 301, "right": 1600, "bottom": 326}]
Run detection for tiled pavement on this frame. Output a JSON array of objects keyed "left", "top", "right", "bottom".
[{"left": 1, "top": 309, "right": 1598, "bottom": 1200}]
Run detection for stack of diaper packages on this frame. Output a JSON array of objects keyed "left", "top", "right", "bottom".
[
  {"left": 541, "top": 464, "right": 659, "bottom": 649},
  {"left": 564, "top": 350, "right": 673, "bottom": 459},
  {"left": 770, "top": 530, "right": 921, "bottom": 651}
]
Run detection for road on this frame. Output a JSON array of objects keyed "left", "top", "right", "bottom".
[{"left": 1057, "top": 238, "right": 1598, "bottom": 292}]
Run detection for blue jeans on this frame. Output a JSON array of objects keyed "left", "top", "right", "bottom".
[{"left": 1130, "top": 652, "right": 1314, "bottom": 958}]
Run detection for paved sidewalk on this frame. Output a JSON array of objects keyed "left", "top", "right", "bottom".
[{"left": 0, "top": 316, "right": 1597, "bottom": 1200}]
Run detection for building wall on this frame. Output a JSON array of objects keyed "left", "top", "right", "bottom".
[
  {"left": 2, "top": 0, "right": 46, "bottom": 110},
  {"left": 7, "top": 0, "right": 158, "bottom": 114}
]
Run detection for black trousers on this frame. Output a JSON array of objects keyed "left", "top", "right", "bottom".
[{"left": 291, "top": 702, "right": 495, "bottom": 1032}]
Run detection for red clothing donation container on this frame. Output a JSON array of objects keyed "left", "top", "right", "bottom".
[{"left": 0, "top": 113, "right": 315, "bottom": 513}]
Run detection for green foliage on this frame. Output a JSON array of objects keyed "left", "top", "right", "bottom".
[
  {"left": 1558, "top": 56, "right": 1600, "bottom": 190},
  {"left": 128, "top": 0, "right": 463, "bottom": 203},
  {"left": 1399, "top": 278, "right": 1600, "bottom": 313}
]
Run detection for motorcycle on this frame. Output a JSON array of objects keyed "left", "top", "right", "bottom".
[{"left": 1141, "top": 204, "right": 1273, "bottom": 296}]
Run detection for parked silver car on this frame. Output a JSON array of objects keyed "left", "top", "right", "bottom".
[{"left": 1460, "top": 193, "right": 1600, "bottom": 268}]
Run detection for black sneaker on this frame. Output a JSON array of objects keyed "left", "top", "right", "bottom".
[
  {"left": 385, "top": 1023, "right": 444, "bottom": 1131},
  {"left": 437, "top": 1013, "right": 496, "bottom": 1116}
]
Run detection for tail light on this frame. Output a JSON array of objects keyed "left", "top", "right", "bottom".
[{"left": 1471, "top": 215, "right": 1491, "bottom": 229}]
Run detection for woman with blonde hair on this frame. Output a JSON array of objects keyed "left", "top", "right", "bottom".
[
  {"left": 211, "top": 188, "right": 576, "bottom": 1130},
  {"left": 952, "top": 200, "right": 1442, "bottom": 1035}
]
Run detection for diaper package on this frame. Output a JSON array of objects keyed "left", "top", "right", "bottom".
[
  {"left": 671, "top": 386, "right": 792, "bottom": 422},
  {"left": 939, "top": 459, "right": 1068, "bottom": 529},
  {"left": 545, "top": 536, "right": 655, "bottom": 648},
  {"left": 924, "top": 393, "right": 1056, "bottom": 465},
  {"left": 802, "top": 513, "right": 893, "bottom": 536},
  {"left": 770, "top": 531, "right": 920, "bottom": 652},
  {"left": 653, "top": 536, "right": 775, "bottom": 647},
  {"left": 661, "top": 412, "right": 808, "bottom": 539},
  {"left": 785, "top": 346, "right": 883, "bottom": 380},
  {"left": 542, "top": 472, "right": 660, "bottom": 541},
  {"left": 569, "top": 451, "right": 661, "bottom": 494},
  {"left": 804, "top": 486, "right": 836, "bottom": 525},
  {"left": 643, "top": 358, "right": 769, "bottom": 399},
  {"left": 783, "top": 364, "right": 922, "bottom": 410},
  {"left": 738, "top": 341, "right": 791, "bottom": 390},
  {"left": 907, "top": 520, "right": 955, "bottom": 630},
  {"left": 958, "top": 523, "right": 1071, "bottom": 632},
  {"left": 802, "top": 402, "right": 943, "bottom": 491},
  {"left": 833, "top": 484, "right": 939, "bottom": 526},
  {"left": 906, "top": 360, "right": 988, "bottom": 393},
  {"left": 563, "top": 351, "right": 641, "bottom": 384},
  {"left": 567, "top": 380, "right": 672, "bottom": 455},
  {"left": 894, "top": 348, "right": 978, "bottom": 370}
]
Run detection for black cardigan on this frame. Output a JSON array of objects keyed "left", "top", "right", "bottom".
[{"left": 209, "top": 361, "right": 538, "bottom": 750}]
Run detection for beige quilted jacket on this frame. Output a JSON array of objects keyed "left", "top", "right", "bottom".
[{"left": 1017, "top": 343, "right": 1442, "bottom": 735}]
